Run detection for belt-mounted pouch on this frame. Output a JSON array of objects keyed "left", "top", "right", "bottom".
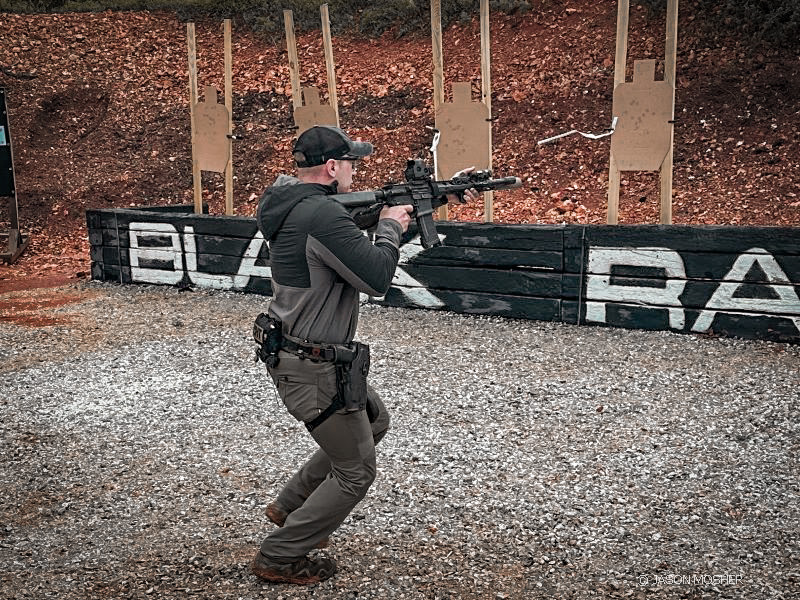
[
  {"left": 253, "top": 313, "right": 282, "bottom": 367},
  {"left": 335, "top": 342, "right": 370, "bottom": 412}
]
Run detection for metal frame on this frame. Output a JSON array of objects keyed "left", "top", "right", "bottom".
[{"left": 0, "top": 86, "right": 28, "bottom": 264}]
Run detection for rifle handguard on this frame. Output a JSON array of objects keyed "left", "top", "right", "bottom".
[{"left": 332, "top": 159, "right": 522, "bottom": 243}]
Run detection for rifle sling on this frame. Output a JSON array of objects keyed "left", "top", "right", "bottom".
[{"left": 305, "top": 394, "right": 345, "bottom": 432}]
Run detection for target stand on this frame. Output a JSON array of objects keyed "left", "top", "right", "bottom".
[{"left": 0, "top": 87, "right": 27, "bottom": 264}]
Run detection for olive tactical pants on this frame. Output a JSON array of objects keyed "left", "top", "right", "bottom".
[{"left": 260, "top": 351, "right": 390, "bottom": 561}]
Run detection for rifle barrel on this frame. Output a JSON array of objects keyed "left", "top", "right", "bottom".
[
  {"left": 477, "top": 176, "right": 521, "bottom": 189},
  {"left": 331, "top": 175, "right": 521, "bottom": 209}
]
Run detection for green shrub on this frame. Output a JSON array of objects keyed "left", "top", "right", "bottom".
[
  {"left": 360, "top": 0, "right": 422, "bottom": 37},
  {"left": 0, "top": 0, "right": 533, "bottom": 37},
  {"left": 0, "top": 0, "right": 64, "bottom": 9},
  {"left": 5, "top": 0, "right": 795, "bottom": 46},
  {"left": 635, "top": 0, "right": 800, "bottom": 50}
]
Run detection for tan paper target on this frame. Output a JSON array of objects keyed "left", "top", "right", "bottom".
[
  {"left": 610, "top": 60, "right": 674, "bottom": 172},
  {"left": 434, "top": 82, "right": 491, "bottom": 179},
  {"left": 193, "top": 86, "right": 231, "bottom": 173},
  {"left": 293, "top": 87, "right": 338, "bottom": 136}
]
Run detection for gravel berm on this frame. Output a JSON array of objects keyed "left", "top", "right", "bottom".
[{"left": 1, "top": 282, "right": 798, "bottom": 600}]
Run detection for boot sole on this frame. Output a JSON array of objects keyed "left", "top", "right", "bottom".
[{"left": 252, "top": 568, "right": 329, "bottom": 585}]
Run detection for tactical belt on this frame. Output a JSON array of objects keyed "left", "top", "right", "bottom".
[{"left": 281, "top": 338, "right": 337, "bottom": 362}]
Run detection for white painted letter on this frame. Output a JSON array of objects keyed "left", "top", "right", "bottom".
[
  {"left": 233, "top": 230, "right": 272, "bottom": 289},
  {"left": 585, "top": 247, "right": 687, "bottom": 329},
  {"left": 129, "top": 222, "right": 184, "bottom": 285},
  {"left": 370, "top": 234, "right": 445, "bottom": 308},
  {"left": 183, "top": 227, "right": 273, "bottom": 291},
  {"left": 692, "top": 248, "right": 800, "bottom": 333},
  {"left": 183, "top": 226, "right": 236, "bottom": 290}
]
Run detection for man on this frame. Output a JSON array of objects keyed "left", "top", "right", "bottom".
[
  {"left": 251, "top": 126, "right": 477, "bottom": 585},
  {"left": 250, "top": 125, "right": 412, "bottom": 585}
]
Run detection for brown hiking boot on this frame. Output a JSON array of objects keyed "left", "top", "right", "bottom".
[
  {"left": 265, "top": 502, "right": 288, "bottom": 526},
  {"left": 251, "top": 551, "right": 337, "bottom": 585},
  {"left": 265, "top": 501, "right": 329, "bottom": 549}
]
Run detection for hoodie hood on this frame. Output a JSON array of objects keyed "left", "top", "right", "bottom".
[
  {"left": 271, "top": 174, "right": 301, "bottom": 187},
  {"left": 256, "top": 176, "right": 334, "bottom": 241}
]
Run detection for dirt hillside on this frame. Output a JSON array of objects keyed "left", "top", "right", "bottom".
[{"left": 0, "top": 2, "right": 798, "bottom": 289}]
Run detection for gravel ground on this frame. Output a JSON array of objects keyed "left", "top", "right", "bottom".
[{"left": 1, "top": 282, "right": 798, "bottom": 600}]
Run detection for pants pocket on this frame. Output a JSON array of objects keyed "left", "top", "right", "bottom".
[
  {"left": 275, "top": 361, "right": 338, "bottom": 423},
  {"left": 276, "top": 377, "right": 320, "bottom": 423}
]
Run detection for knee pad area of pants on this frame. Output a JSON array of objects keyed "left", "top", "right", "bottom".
[{"left": 335, "top": 458, "right": 376, "bottom": 500}]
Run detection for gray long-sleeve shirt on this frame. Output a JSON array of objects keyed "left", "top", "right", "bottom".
[{"left": 256, "top": 176, "right": 403, "bottom": 345}]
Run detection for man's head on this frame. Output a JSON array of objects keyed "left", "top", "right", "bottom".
[{"left": 293, "top": 126, "right": 373, "bottom": 193}]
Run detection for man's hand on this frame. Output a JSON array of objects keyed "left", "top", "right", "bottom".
[
  {"left": 449, "top": 167, "right": 480, "bottom": 204},
  {"left": 379, "top": 204, "right": 413, "bottom": 232}
]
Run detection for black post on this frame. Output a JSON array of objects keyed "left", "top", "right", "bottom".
[{"left": 0, "top": 86, "right": 27, "bottom": 263}]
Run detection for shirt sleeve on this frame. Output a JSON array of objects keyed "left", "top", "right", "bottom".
[{"left": 307, "top": 200, "right": 403, "bottom": 296}]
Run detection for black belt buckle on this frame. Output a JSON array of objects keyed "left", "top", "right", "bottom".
[{"left": 289, "top": 339, "right": 333, "bottom": 362}]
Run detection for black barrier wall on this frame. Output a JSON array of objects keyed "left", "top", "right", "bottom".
[{"left": 87, "top": 207, "right": 800, "bottom": 343}]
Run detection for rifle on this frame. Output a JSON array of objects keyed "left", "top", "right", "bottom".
[{"left": 329, "top": 159, "right": 522, "bottom": 249}]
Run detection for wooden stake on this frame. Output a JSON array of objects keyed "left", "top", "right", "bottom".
[
  {"left": 431, "top": 0, "right": 445, "bottom": 112},
  {"left": 187, "top": 23, "right": 202, "bottom": 214},
  {"left": 608, "top": 155, "right": 620, "bottom": 225},
  {"left": 224, "top": 19, "right": 233, "bottom": 216},
  {"left": 660, "top": 148, "right": 673, "bottom": 224},
  {"left": 664, "top": 0, "right": 679, "bottom": 88},
  {"left": 613, "top": 0, "right": 630, "bottom": 89},
  {"left": 431, "top": 0, "right": 447, "bottom": 220},
  {"left": 284, "top": 10, "right": 302, "bottom": 111},
  {"left": 608, "top": 0, "right": 629, "bottom": 224},
  {"left": 320, "top": 4, "right": 339, "bottom": 126},
  {"left": 660, "top": 0, "right": 679, "bottom": 224},
  {"left": 480, "top": 0, "right": 493, "bottom": 223}
]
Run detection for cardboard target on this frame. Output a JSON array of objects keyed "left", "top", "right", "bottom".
[
  {"left": 293, "top": 86, "right": 338, "bottom": 136},
  {"left": 194, "top": 86, "right": 231, "bottom": 173},
  {"left": 434, "top": 82, "right": 491, "bottom": 179},
  {"left": 610, "top": 60, "right": 674, "bottom": 171}
]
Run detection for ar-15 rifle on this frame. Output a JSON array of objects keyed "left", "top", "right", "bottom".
[{"left": 329, "top": 159, "right": 522, "bottom": 249}]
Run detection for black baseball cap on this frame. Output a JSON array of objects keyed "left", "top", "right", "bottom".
[{"left": 293, "top": 126, "right": 373, "bottom": 167}]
